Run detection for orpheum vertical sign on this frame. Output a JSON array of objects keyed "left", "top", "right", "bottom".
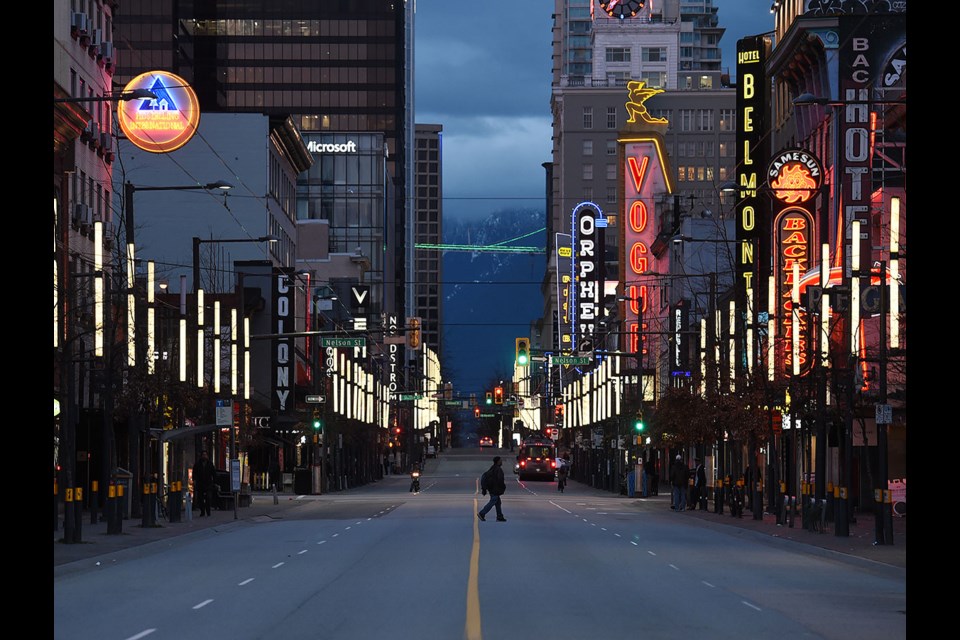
[
  {"left": 735, "top": 36, "right": 770, "bottom": 376},
  {"left": 572, "top": 202, "right": 604, "bottom": 353},
  {"left": 272, "top": 269, "right": 296, "bottom": 414}
]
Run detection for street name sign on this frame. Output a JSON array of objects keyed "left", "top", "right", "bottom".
[
  {"left": 552, "top": 355, "right": 591, "bottom": 365},
  {"left": 306, "top": 395, "right": 326, "bottom": 403},
  {"left": 321, "top": 337, "right": 366, "bottom": 348}
]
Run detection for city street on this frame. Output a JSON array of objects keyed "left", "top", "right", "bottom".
[{"left": 55, "top": 450, "right": 905, "bottom": 640}]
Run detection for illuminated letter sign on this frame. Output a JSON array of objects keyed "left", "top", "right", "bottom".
[
  {"left": 117, "top": 71, "right": 200, "bottom": 153},
  {"left": 272, "top": 270, "right": 296, "bottom": 412},
  {"left": 555, "top": 233, "right": 573, "bottom": 352},
  {"left": 736, "top": 36, "right": 769, "bottom": 376},
  {"left": 776, "top": 210, "right": 812, "bottom": 377},
  {"left": 572, "top": 203, "right": 604, "bottom": 352},
  {"left": 767, "top": 149, "right": 823, "bottom": 204}
]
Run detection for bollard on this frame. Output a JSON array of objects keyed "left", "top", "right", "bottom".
[
  {"left": 72, "top": 486, "right": 83, "bottom": 543},
  {"left": 272, "top": 483, "right": 279, "bottom": 505},
  {"left": 54, "top": 480, "right": 59, "bottom": 533},
  {"left": 90, "top": 480, "right": 99, "bottom": 525},
  {"left": 63, "top": 487, "right": 75, "bottom": 543},
  {"left": 116, "top": 483, "right": 124, "bottom": 533},
  {"left": 185, "top": 488, "right": 193, "bottom": 522},
  {"left": 106, "top": 483, "right": 117, "bottom": 534},
  {"left": 835, "top": 485, "right": 849, "bottom": 537}
]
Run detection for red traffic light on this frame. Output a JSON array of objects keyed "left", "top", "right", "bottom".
[
  {"left": 494, "top": 386, "right": 504, "bottom": 404},
  {"left": 394, "top": 427, "right": 401, "bottom": 435},
  {"left": 474, "top": 406, "right": 480, "bottom": 418}
]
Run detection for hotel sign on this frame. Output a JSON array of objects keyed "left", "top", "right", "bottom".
[{"left": 118, "top": 71, "right": 199, "bottom": 153}]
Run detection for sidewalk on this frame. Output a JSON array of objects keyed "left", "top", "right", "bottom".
[
  {"left": 630, "top": 492, "right": 906, "bottom": 570},
  {"left": 54, "top": 491, "right": 311, "bottom": 578}
]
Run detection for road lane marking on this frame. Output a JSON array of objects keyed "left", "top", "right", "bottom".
[
  {"left": 332, "top": 533, "right": 339, "bottom": 537},
  {"left": 600, "top": 527, "right": 607, "bottom": 531},
  {"left": 614, "top": 533, "right": 621, "bottom": 537},
  {"left": 124, "top": 631, "right": 155, "bottom": 640},
  {"left": 193, "top": 600, "right": 213, "bottom": 609},
  {"left": 465, "top": 498, "right": 482, "bottom": 640},
  {"left": 630, "top": 541, "right": 638, "bottom": 546},
  {"left": 743, "top": 601, "right": 762, "bottom": 611},
  {"left": 345, "top": 526, "right": 352, "bottom": 530},
  {"left": 239, "top": 579, "right": 254, "bottom": 586},
  {"left": 669, "top": 564, "right": 680, "bottom": 571},
  {"left": 356, "top": 521, "right": 362, "bottom": 525},
  {"left": 702, "top": 581, "right": 715, "bottom": 588},
  {"left": 298, "top": 550, "right": 308, "bottom": 555},
  {"left": 549, "top": 501, "right": 571, "bottom": 513},
  {"left": 647, "top": 551, "right": 656, "bottom": 556},
  {"left": 316, "top": 540, "right": 326, "bottom": 545},
  {"left": 272, "top": 562, "right": 284, "bottom": 569}
]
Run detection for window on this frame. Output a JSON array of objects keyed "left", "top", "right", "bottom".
[
  {"left": 642, "top": 47, "right": 667, "bottom": 62},
  {"left": 719, "top": 109, "right": 736, "bottom": 132},
  {"left": 680, "top": 109, "right": 694, "bottom": 132},
  {"left": 583, "top": 164, "right": 593, "bottom": 180},
  {"left": 719, "top": 166, "right": 730, "bottom": 181},
  {"left": 605, "top": 47, "right": 630, "bottom": 63},
  {"left": 607, "top": 107, "right": 617, "bottom": 129},
  {"left": 582, "top": 186, "right": 593, "bottom": 201},
  {"left": 651, "top": 109, "right": 672, "bottom": 129},
  {"left": 719, "top": 141, "right": 732, "bottom": 158},
  {"left": 606, "top": 186, "right": 617, "bottom": 205},
  {"left": 583, "top": 140, "right": 593, "bottom": 156},
  {"left": 606, "top": 164, "right": 616, "bottom": 180},
  {"left": 606, "top": 140, "right": 617, "bottom": 156},
  {"left": 699, "top": 75, "right": 713, "bottom": 90},
  {"left": 583, "top": 107, "right": 593, "bottom": 129},
  {"left": 641, "top": 71, "right": 666, "bottom": 89},
  {"left": 697, "top": 109, "right": 714, "bottom": 132},
  {"left": 680, "top": 47, "right": 693, "bottom": 59}
]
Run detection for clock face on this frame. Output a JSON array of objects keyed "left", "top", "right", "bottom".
[{"left": 599, "top": 0, "right": 645, "bottom": 19}]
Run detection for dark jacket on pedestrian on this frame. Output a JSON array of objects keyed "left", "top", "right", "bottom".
[
  {"left": 484, "top": 462, "right": 507, "bottom": 496},
  {"left": 670, "top": 459, "right": 689, "bottom": 488},
  {"left": 193, "top": 455, "right": 216, "bottom": 492}
]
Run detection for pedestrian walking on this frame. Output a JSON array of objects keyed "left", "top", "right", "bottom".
[
  {"left": 692, "top": 458, "right": 707, "bottom": 510},
  {"left": 383, "top": 453, "right": 390, "bottom": 476},
  {"left": 557, "top": 458, "right": 568, "bottom": 493},
  {"left": 192, "top": 450, "right": 216, "bottom": 517},
  {"left": 670, "top": 454, "right": 689, "bottom": 512},
  {"left": 478, "top": 456, "right": 507, "bottom": 522}
]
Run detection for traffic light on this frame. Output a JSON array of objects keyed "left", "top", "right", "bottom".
[
  {"left": 515, "top": 337, "right": 530, "bottom": 366},
  {"left": 494, "top": 386, "right": 504, "bottom": 404},
  {"left": 474, "top": 406, "right": 481, "bottom": 418},
  {"left": 406, "top": 317, "right": 421, "bottom": 350},
  {"left": 634, "top": 412, "right": 645, "bottom": 432},
  {"left": 312, "top": 410, "right": 323, "bottom": 431},
  {"left": 555, "top": 404, "right": 564, "bottom": 421},
  {"left": 485, "top": 392, "right": 492, "bottom": 405}
]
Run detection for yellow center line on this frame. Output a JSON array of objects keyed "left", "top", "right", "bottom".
[{"left": 465, "top": 494, "right": 482, "bottom": 640}]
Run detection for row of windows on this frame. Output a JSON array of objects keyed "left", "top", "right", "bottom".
[
  {"left": 188, "top": 19, "right": 396, "bottom": 38},
  {"left": 225, "top": 65, "right": 395, "bottom": 85},
  {"left": 73, "top": 171, "right": 111, "bottom": 225},
  {"left": 298, "top": 114, "right": 397, "bottom": 132},
  {"left": 580, "top": 163, "right": 728, "bottom": 183},
  {"left": 268, "top": 153, "right": 296, "bottom": 220},
  {"left": 416, "top": 150, "right": 439, "bottom": 162},
  {"left": 220, "top": 42, "right": 397, "bottom": 62},
  {"left": 223, "top": 89, "right": 397, "bottom": 109}
]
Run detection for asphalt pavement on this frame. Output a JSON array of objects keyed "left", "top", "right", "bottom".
[{"left": 54, "top": 468, "right": 905, "bottom": 577}]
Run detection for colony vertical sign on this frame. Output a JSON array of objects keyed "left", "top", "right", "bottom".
[{"left": 272, "top": 270, "right": 296, "bottom": 413}]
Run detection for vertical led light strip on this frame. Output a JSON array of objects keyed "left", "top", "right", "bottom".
[
  {"left": 746, "top": 286, "right": 754, "bottom": 376},
  {"left": 767, "top": 275, "right": 775, "bottom": 381},
  {"left": 196, "top": 289, "right": 205, "bottom": 387},
  {"left": 820, "top": 244, "right": 830, "bottom": 368},
  {"left": 127, "top": 242, "right": 136, "bottom": 367},
  {"left": 214, "top": 300, "right": 221, "bottom": 394},
  {"left": 792, "top": 262, "right": 800, "bottom": 377},
  {"left": 54, "top": 199, "right": 59, "bottom": 349},
  {"left": 231, "top": 307, "right": 238, "bottom": 396},
  {"left": 147, "top": 261, "right": 155, "bottom": 374},
  {"left": 244, "top": 317, "right": 251, "bottom": 400},
  {"left": 850, "top": 220, "right": 860, "bottom": 356},
  {"left": 700, "top": 318, "right": 707, "bottom": 394},
  {"left": 179, "top": 316, "right": 187, "bottom": 382},
  {"left": 94, "top": 221, "right": 103, "bottom": 357},
  {"left": 728, "top": 301, "right": 735, "bottom": 392},
  {"left": 715, "top": 308, "right": 722, "bottom": 386},
  {"left": 889, "top": 197, "right": 900, "bottom": 349}
]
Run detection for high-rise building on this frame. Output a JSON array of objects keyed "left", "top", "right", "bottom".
[
  {"left": 413, "top": 124, "right": 444, "bottom": 359},
  {"left": 541, "top": 0, "right": 735, "bottom": 361},
  {"left": 113, "top": 0, "right": 412, "bottom": 317}
]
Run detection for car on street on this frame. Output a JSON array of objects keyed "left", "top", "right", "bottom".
[{"left": 479, "top": 436, "right": 494, "bottom": 448}]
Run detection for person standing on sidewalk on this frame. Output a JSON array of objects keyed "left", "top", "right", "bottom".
[
  {"left": 670, "top": 455, "right": 689, "bottom": 512},
  {"left": 478, "top": 456, "right": 507, "bottom": 522},
  {"left": 192, "top": 450, "right": 216, "bottom": 517},
  {"left": 692, "top": 458, "right": 707, "bottom": 510}
]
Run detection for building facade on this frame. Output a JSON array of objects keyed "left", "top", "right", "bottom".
[{"left": 413, "top": 124, "right": 444, "bottom": 359}]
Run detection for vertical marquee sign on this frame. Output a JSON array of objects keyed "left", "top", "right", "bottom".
[
  {"left": 619, "top": 135, "right": 674, "bottom": 364},
  {"left": 768, "top": 148, "right": 823, "bottom": 378},
  {"left": 572, "top": 202, "right": 604, "bottom": 354},
  {"left": 272, "top": 268, "right": 297, "bottom": 414},
  {"left": 555, "top": 233, "right": 573, "bottom": 353},
  {"left": 117, "top": 71, "right": 200, "bottom": 153},
  {"left": 735, "top": 36, "right": 770, "bottom": 377}
]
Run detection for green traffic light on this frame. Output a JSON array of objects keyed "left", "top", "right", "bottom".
[
  {"left": 518, "top": 352, "right": 528, "bottom": 366},
  {"left": 313, "top": 418, "right": 323, "bottom": 430},
  {"left": 634, "top": 420, "right": 644, "bottom": 432}
]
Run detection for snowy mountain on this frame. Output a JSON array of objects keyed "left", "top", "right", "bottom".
[{"left": 442, "top": 209, "right": 545, "bottom": 397}]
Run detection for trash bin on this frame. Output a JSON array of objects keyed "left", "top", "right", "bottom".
[
  {"left": 626, "top": 470, "right": 636, "bottom": 498},
  {"left": 114, "top": 467, "right": 133, "bottom": 519},
  {"left": 294, "top": 467, "right": 312, "bottom": 495}
]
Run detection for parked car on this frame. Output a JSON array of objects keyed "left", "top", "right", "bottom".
[{"left": 479, "top": 436, "right": 494, "bottom": 448}]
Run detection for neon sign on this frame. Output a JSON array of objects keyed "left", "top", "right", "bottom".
[{"left": 118, "top": 71, "right": 200, "bottom": 153}]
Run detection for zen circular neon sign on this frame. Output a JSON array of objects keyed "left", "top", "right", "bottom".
[{"left": 117, "top": 71, "right": 200, "bottom": 153}]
